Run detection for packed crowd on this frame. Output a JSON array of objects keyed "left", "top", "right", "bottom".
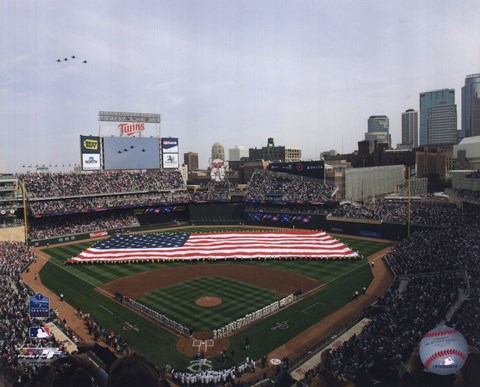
[
  {"left": 465, "top": 170, "right": 480, "bottom": 179},
  {"left": 455, "top": 189, "right": 480, "bottom": 206},
  {"left": 17, "top": 170, "right": 342, "bottom": 220},
  {"left": 245, "top": 204, "right": 335, "bottom": 215},
  {"left": 244, "top": 171, "right": 336, "bottom": 202},
  {"left": 28, "top": 211, "right": 139, "bottom": 241},
  {"left": 302, "top": 222, "right": 480, "bottom": 386},
  {"left": 0, "top": 242, "right": 70, "bottom": 384},
  {"left": 29, "top": 193, "right": 193, "bottom": 216},
  {"left": 191, "top": 189, "right": 230, "bottom": 202},
  {"left": 330, "top": 197, "right": 464, "bottom": 225},
  {"left": 0, "top": 240, "right": 175, "bottom": 387},
  {"left": 331, "top": 273, "right": 463, "bottom": 384},
  {"left": 387, "top": 225, "right": 480, "bottom": 350},
  {"left": 21, "top": 170, "right": 186, "bottom": 199}
]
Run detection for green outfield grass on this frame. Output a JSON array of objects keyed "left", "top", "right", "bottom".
[{"left": 39, "top": 227, "right": 391, "bottom": 369}]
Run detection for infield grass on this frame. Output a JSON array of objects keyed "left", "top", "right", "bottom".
[
  {"left": 140, "top": 277, "right": 279, "bottom": 331},
  {"left": 39, "top": 226, "right": 391, "bottom": 369}
]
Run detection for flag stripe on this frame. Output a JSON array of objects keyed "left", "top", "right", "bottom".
[{"left": 68, "top": 230, "right": 360, "bottom": 263}]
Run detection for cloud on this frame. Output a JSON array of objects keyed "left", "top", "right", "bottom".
[{"left": 2, "top": 0, "right": 480, "bottom": 171}]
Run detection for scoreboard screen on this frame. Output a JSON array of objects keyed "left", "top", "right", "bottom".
[
  {"left": 268, "top": 160, "right": 325, "bottom": 180},
  {"left": 103, "top": 137, "right": 160, "bottom": 170}
]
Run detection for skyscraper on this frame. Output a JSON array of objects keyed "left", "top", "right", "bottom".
[
  {"left": 401, "top": 109, "right": 418, "bottom": 147},
  {"left": 461, "top": 73, "right": 480, "bottom": 139},
  {"left": 419, "top": 89, "right": 456, "bottom": 145},
  {"left": 183, "top": 152, "right": 199, "bottom": 171},
  {"left": 366, "top": 116, "right": 390, "bottom": 147},
  {"left": 368, "top": 115, "right": 389, "bottom": 133},
  {"left": 211, "top": 142, "right": 225, "bottom": 161},
  {"left": 228, "top": 146, "right": 249, "bottom": 161},
  {"left": 428, "top": 105, "right": 457, "bottom": 144}
]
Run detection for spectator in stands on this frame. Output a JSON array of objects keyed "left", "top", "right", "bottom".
[
  {"left": 108, "top": 353, "right": 169, "bottom": 387},
  {"left": 21, "top": 170, "right": 185, "bottom": 199},
  {"left": 244, "top": 170, "right": 336, "bottom": 202}
]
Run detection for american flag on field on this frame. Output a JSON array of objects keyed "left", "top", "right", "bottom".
[{"left": 67, "top": 230, "right": 360, "bottom": 263}]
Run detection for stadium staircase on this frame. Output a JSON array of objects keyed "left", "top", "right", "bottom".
[
  {"left": 397, "top": 277, "right": 409, "bottom": 294},
  {"left": 443, "top": 287, "right": 468, "bottom": 323}
]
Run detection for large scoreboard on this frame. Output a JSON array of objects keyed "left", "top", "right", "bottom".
[
  {"left": 268, "top": 160, "right": 325, "bottom": 180},
  {"left": 103, "top": 137, "right": 161, "bottom": 170}
]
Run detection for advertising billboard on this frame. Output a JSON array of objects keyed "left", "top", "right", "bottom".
[
  {"left": 161, "top": 137, "right": 179, "bottom": 169},
  {"left": 82, "top": 153, "right": 101, "bottom": 171},
  {"left": 162, "top": 137, "right": 179, "bottom": 153},
  {"left": 80, "top": 136, "right": 101, "bottom": 171},
  {"left": 80, "top": 136, "right": 100, "bottom": 153},
  {"left": 103, "top": 137, "right": 160, "bottom": 170},
  {"left": 268, "top": 160, "right": 325, "bottom": 180},
  {"left": 163, "top": 153, "right": 179, "bottom": 169}
]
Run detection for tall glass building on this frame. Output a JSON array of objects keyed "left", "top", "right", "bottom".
[
  {"left": 401, "top": 109, "right": 418, "bottom": 147},
  {"left": 368, "top": 115, "right": 389, "bottom": 133},
  {"left": 461, "top": 73, "right": 480, "bottom": 139},
  {"left": 419, "top": 89, "right": 456, "bottom": 145}
]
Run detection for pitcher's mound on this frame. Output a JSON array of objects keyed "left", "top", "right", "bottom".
[{"left": 195, "top": 296, "right": 221, "bottom": 307}]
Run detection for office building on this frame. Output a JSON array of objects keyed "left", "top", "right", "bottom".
[
  {"left": 365, "top": 131, "right": 390, "bottom": 145},
  {"left": 228, "top": 146, "right": 249, "bottom": 161},
  {"left": 249, "top": 138, "right": 301, "bottom": 162},
  {"left": 419, "top": 89, "right": 456, "bottom": 145},
  {"left": 366, "top": 116, "right": 390, "bottom": 147},
  {"left": 401, "top": 109, "right": 418, "bottom": 148},
  {"left": 368, "top": 115, "right": 389, "bottom": 133},
  {"left": 183, "top": 152, "right": 199, "bottom": 171},
  {"left": 211, "top": 143, "right": 225, "bottom": 161},
  {"left": 461, "top": 73, "right": 480, "bottom": 139},
  {"left": 428, "top": 105, "right": 457, "bottom": 144}
]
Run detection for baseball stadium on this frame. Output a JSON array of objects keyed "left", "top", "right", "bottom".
[{"left": 1, "top": 130, "right": 480, "bottom": 387}]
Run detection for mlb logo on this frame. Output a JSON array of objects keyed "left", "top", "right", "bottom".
[{"left": 29, "top": 326, "right": 51, "bottom": 338}]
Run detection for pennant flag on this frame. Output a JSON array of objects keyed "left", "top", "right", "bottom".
[{"left": 68, "top": 230, "right": 360, "bottom": 263}]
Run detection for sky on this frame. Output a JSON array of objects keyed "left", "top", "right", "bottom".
[{"left": 1, "top": 0, "right": 480, "bottom": 172}]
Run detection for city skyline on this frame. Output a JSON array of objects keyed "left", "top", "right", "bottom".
[{"left": 2, "top": 0, "right": 480, "bottom": 171}]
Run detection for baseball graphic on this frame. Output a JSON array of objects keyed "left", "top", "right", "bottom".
[{"left": 419, "top": 326, "right": 468, "bottom": 375}]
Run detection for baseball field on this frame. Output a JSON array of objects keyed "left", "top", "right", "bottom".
[{"left": 38, "top": 226, "right": 391, "bottom": 370}]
